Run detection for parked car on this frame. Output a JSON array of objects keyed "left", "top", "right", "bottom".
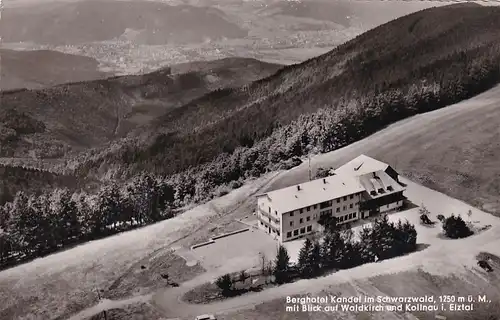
[{"left": 195, "top": 315, "right": 216, "bottom": 320}]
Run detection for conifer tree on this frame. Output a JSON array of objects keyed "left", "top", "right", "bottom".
[
  {"left": 308, "top": 241, "right": 322, "bottom": 277},
  {"left": 273, "top": 245, "right": 291, "bottom": 284},
  {"left": 443, "top": 214, "right": 473, "bottom": 239},
  {"left": 321, "top": 227, "right": 344, "bottom": 269},
  {"left": 56, "top": 189, "right": 81, "bottom": 244},
  {"left": 297, "top": 238, "right": 313, "bottom": 278}
]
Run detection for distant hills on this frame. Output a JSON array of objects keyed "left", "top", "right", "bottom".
[
  {"left": 4, "top": 3, "right": 500, "bottom": 195},
  {"left": 0, "top": 49, "right": 109, "bottom": 91},
  {"left": 0, "top": 57, "right": 282, "bottom": 158},
  {"left": 254, "top": 0, "right": 446, "bottom": 30},
  {"left": 0, "top": 0, "right": 247, "bottom": 45},
  {"left": 72, "top": 3, "right": 500, "bottom": 178},
  {"left": 257, "top": 0, "right": 354, "bottom": 27}
]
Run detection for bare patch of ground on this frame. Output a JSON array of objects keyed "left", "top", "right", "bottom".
[{"left": 104, "top": 249, "right": 205, "bottom": 300}]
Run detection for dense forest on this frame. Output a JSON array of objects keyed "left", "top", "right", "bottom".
[
  {"left": 0, "top": 58, "right": 281, "bottom": 158},
  {"left": 75, "top": 4, "right": 500, "bottom": 178},
  {"left": 0, "top": 164, "right": 79, "bottom": 205},
  {"left": 2, "top": 4, "right": 500, "bottom": 267}
]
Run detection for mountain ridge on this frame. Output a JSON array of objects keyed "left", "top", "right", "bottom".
[
  {"left": 0, "top": 0, "right": 247, "bottom": 45},
  {"left": 0, "top": 57, "right": 282, "bottom": 158},
  {"left": 74, "top": 4, "right": 500, "bottom": 178}
]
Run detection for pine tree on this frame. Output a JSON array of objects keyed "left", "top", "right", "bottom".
[
  {"left": 308, "top": 241, "right": 322, "bottom": 277},
  {"left": 358, "top": 226, "right": 376, "bottom": 263},
  {"left": 443, "top": 214, "right": 473, "bottom": 239},
  {"left": 33, "top": 193, "right": 56, "bottom": 253},
  {"left": 95, "top": 183, "right": 122, "bottom": 233},
  {"left": 56, "top": 189, "right": 81, "bottom": 245},
  {"left": 398, "top": 220, "right": 417, "bottom": 253},
  {"left": 76, "top": 193, "right": 94, "bottom": 239},
  {"left": 273, "top": 245, "right": 291, "bottom": 284},
  {"left": 371, "top": 215, "right": 396, "bottom": 260},
  {"left": 7, "top": 192, "right": 28, "bottom": 254},
  {"left": 338, "top": 228, "right": 358, "bottom": 269},
  {"left": 297, "top": 238, "right": 313, "bottom": 278},
  {"left": 321, "top": 228, "right": 344, "bottom": 270},
  {"left": 87, "top": 194, "right": 107, "bottom": 237}
]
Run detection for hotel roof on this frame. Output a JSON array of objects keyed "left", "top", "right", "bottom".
[
  {"left": 358, "top": 170, "right": 405, "bottom": 199},
  {"left": 257, "top": 174, "right": 365, "bottom": 215},
  {"left": 334, "top": 154, "right": 390, "bottom": 177}
]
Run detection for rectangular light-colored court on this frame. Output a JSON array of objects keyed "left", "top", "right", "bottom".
[{"left": 192, "top": 225, "right": 281, "bottom": 273}]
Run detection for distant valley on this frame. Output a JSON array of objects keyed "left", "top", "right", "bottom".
[{"left": 1, "top": 0, "right": 445, "bottom": 77}]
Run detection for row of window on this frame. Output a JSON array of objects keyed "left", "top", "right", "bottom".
[
  {"left": 291, "top": 204, "right": 316, "bottom": 216},
  {"left": 319, "top": 203, "right": 359, "bottom": 217},
  {"left": 336, "top": 202, "right": 360, "bottom": 212},
  {"left": 288, "top": 194, "right": 358, "bottom": 216},
  {"left": 289, "top": 215, "right": 312, "bottom": 227},
  {"left": 339, "top": 212, "right": 357, "bottom": 222},
  {"left": 286, "top": 225, "right": 313, "bottom": 238}
]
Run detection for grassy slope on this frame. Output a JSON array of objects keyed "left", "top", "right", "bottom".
[
  {"left": 266, "top": 84, "right": 500, "bottom": 216},
  {"left": 0, "top": 58, "right": 281, "bottom": 158},
  {"left": 79, "top": 4, "right": 500, "bottom": 177},
  {"left": 1, "top": 83, "right": 500, "bottom": 319}
]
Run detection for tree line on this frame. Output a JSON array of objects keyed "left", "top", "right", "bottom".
[{"left": 0, "top": 173, "right": 177, "bottom": 267}]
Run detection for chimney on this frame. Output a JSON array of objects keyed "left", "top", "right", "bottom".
[{"left": 297, "top": 185, "right": 301, "bottom": 191}]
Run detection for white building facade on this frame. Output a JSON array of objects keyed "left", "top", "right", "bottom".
[{"left": 256, "top": 155, "right": 406, "bottom": 242}]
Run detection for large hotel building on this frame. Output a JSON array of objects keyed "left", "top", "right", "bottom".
[{"left": 256, "top": 155, "right": 407, "bottom": 242}]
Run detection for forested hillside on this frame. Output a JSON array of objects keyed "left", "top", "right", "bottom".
[
  {"left": 76, "top": 4, "right": 500, "bottom": 178},
  {"left": 3, "top": 4, "right": 500, "bottom": 269},
  {"left": 0, "top": 58, "right": 281, "bottom": 158},
  {"left": 0, "top": 164, "right": 79, "bottom": 205}
]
